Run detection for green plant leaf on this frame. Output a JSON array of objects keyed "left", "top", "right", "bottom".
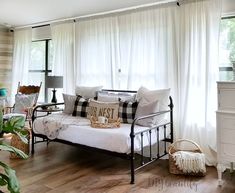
[
  {"left": 0, "top": 143, "right": 28, "bottom": 159},
  {"left": 2, "top": 116, "right": 25, "bottom": 134},
  {"left": 0, "top": 161, "right": 20, "bottom": 193},
  {"left": 1, "top": 116, "right": 28, "bottom": 145},
  {"left": 9, "top": 116, "right": 25, "bottom": 129},
  {"left": 0, "top": 114, "right": 27, "bottom": 193},
  {"left": 0, "top": 174, "right": 8, "bottom": 186}
]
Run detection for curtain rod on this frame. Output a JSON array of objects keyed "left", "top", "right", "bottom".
[
  {"left": 32, "top": 24, "right": 50, "bottom": 29},
  {"left": 15, "top": 0, "right": 178, "bottom": 29}
]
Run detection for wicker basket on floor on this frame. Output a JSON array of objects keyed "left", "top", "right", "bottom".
[
  {"left": 168, "top": 139, "right": 206, "bottom": 176},
  {"left": 10, "top": 127, "right": 30, "bottom": 159}
]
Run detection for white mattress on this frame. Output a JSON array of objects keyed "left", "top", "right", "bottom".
[{"left": 33, "top": 113, "right": 170, "bottom": 154}]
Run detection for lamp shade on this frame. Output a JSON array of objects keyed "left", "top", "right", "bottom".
[{"left": 45, "top": 76, "right": 63, "bottom": 89}]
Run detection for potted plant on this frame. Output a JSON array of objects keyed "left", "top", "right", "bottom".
[{"left": 0, "top": 109, "right": 28, "bottom": 193}]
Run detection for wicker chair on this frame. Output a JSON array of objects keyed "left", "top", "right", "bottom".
[{"left": 4, "top": 82, "right": 42, "bottom": 127}]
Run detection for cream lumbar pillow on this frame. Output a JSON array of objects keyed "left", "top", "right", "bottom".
[
  {"left": 97, "top": 92, "right": 119, "bottom": 102},
  {"left": 88, "top": 100, "right": 119, "bottom": 120},
  {"left": 75, "top": 85, "right": 103, "bottom": 99}
]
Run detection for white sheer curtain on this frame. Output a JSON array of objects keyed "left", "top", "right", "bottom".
[
  {"left": 117, "top": 0, "right": 221, "bottom": 165},
  {"left": 116, "top": 6, "right": 180, "bottom": 141},
  {"left": 75, "top": 17, "right": 118, "bottom": 88},
  {"left": 75, "top": 5, "right": 178, "bottom": 91},
  {"left": 118, "top": 5, "right": 179, "bottom": 91},
  {"left": 51, "top": 22, "right": 75, "bottom": 94},
  {"left": 177, "top": 0, "right": 221, "bottom": 165},
  {"left": 11, "top": 28, "right": 32, "bottom": 102},
  {"left": 74, "top": 0, "right": 221, "bottom": 165}
]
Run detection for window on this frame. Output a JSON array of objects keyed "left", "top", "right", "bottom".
[
  {"left": 29, "top": 40, "right": 53, "bottom": 102},
  {"left": 219, "top": 17, "right": 235, "bottom": 81}
]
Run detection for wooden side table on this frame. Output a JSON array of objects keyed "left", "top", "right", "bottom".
[{"left": 35, "top": 106, "right": 63, "bottom": 115}]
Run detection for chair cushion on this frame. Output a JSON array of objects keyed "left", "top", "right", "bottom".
[
  {"left": 13, "top": 94, "right": 37, "bottom": 114},
  {"left": 3, "top": 113, "right": 26, "bottom": 120}
]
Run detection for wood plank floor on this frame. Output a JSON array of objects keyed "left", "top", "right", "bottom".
[{"left": 0, "top": 141, "right": 235, "bottom": 193}]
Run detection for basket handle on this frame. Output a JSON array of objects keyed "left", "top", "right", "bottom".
[{"left": 169, "top": 139, "right": 203, "bottom": 155}]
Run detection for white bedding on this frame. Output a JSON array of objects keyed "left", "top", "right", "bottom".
[{"left": 33, "top": 113, "right": 170, "bottom": 154}]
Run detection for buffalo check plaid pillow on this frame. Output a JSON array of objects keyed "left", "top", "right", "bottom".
[
  {"left": 72, "top": 95, "right": 89, "bottom": 117},
  {"left": 119, "top": 101, "right": 138, "bottom": 123}
]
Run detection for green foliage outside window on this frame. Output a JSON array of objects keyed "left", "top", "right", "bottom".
[{"left": 221, "top": 18, "right": 235, "bottom": 63}]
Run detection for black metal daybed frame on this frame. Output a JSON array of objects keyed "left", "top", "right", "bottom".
[{"left": 31, "top": 89, "right": 174, "bottom": 184}]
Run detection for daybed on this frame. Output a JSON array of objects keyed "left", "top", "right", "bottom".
[{"left": 31, "top": 88, "right": 174, "bottom": 184}]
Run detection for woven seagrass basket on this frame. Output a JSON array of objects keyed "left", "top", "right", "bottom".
[
  {"left": 10, "top": 127, "right": 30, "bottom": 159},
  {"left": 168, "top": 139, "right": 206, "bottom": 176}
]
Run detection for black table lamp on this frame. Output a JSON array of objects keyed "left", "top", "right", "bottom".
[{"left": 45, "top": 76, "right": 63, "bottom": 103}]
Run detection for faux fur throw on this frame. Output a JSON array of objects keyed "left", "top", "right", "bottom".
[{"left": 172, "top": 151, "right": 206, "bottom": 173}]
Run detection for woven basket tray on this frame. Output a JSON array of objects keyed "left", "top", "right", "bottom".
[
  {"left": 168, "top": 139, "right": 206, "bottom": 176},
  {"left": 90, "top": 116, "right": 121, "bottom": 128}
]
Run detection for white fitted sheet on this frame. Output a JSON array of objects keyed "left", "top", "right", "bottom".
[{"left": 33, "top": 113, "right": 170, "bottom": 154}]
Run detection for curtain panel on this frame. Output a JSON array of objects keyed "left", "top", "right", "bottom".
[
  {"left": 178, "top": 0, "right": 221, "bottom": 165},
  {"left": 51, "top": 22, "right": 75, "bottom": 95},
  {"left": 75, "top": 17, "right": 118, "bottom": 88},
  {"left": 75, "top": 5, "right": 179, "bottom": 91},
  {"left": 11, "top": 28, "right": 32, "bottom": 102}
]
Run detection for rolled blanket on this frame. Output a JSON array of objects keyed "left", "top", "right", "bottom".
[{"left": 172, "top": 151, "right": 206, "bottom": 173}]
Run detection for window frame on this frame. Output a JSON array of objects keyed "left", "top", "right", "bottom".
[
  {"left": 29, "top": 39, "right": 52, "bottom": 102},
  {"left": 219, "top": 16, "right": 235, "bottom": 74}
]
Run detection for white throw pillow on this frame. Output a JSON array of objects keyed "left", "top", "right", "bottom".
[
  {"left": 63, "top": 93, "right": 77, "bottom": 114},
  {"left": 135, "top": 100, "right": 159, "bottom": 127},
  {"left": 13, "top": 94, "right": 37, "bottom": 114},
  {"left": 75, "top": 85, "right": 103, "bottom": 99},
  {"left": 135, "top": 87, "right": 170, "bottom": 126},
  {"left": 136, "top": 86, "right": 170, "bottom": 111}
]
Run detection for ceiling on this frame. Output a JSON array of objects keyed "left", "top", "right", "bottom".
[{"left": 0, "top": 0, "right": 162, "bottom": 28}]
